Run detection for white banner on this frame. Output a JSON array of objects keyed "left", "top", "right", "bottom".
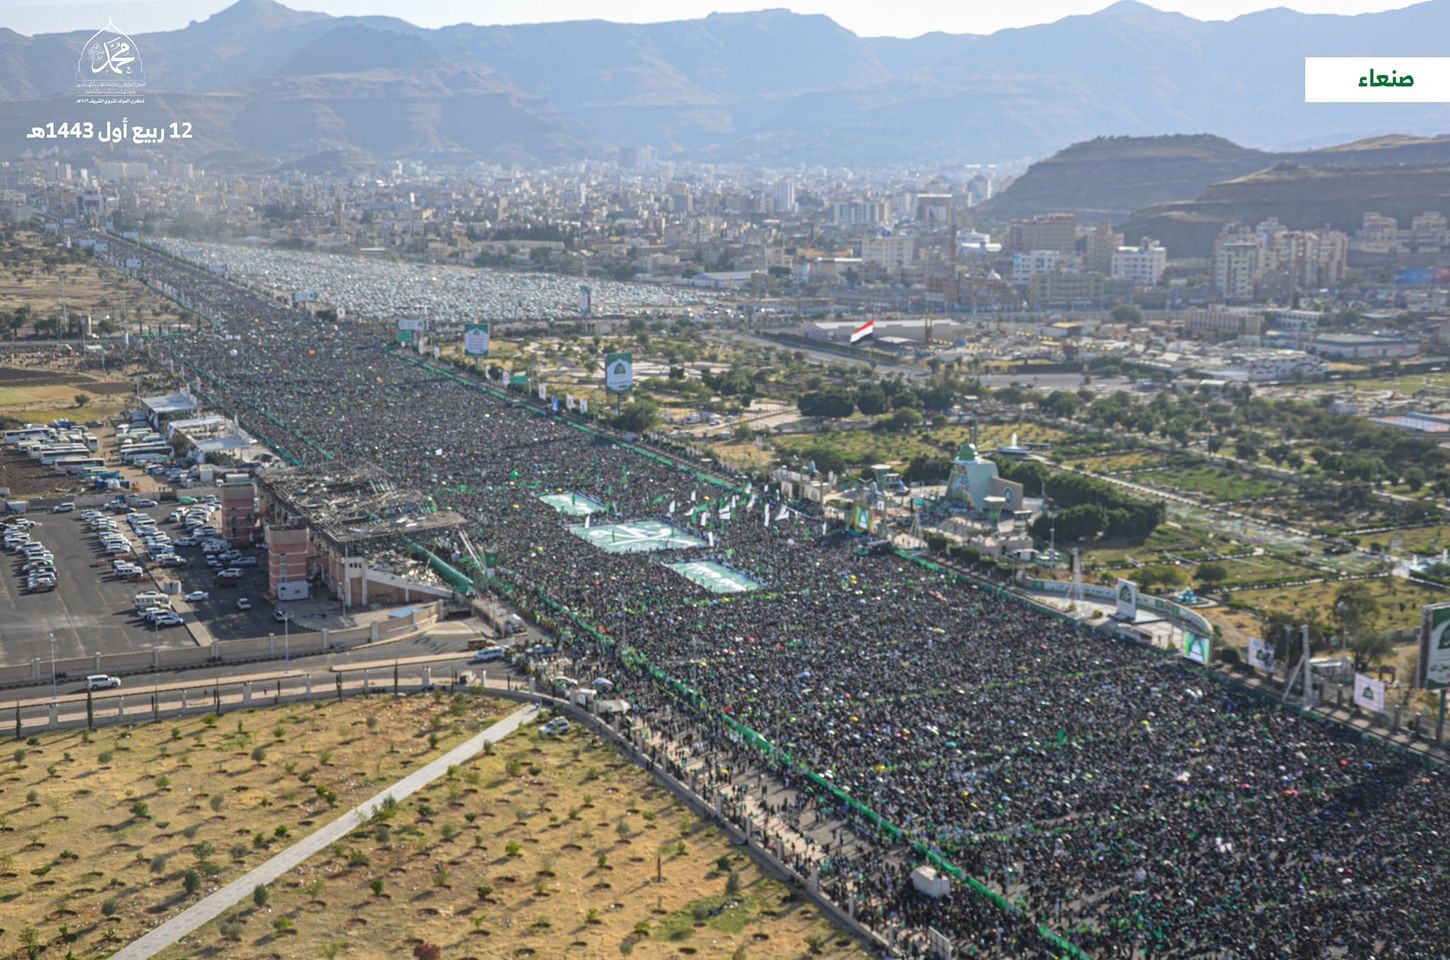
[
  {"left": 537, "top": 383, "right": 547, "bottom": 401},
  {"left": 397, "top": 318, "right": 426, "bottom": 332},
  {"left": 1247, "top": 637, "right": 1275, "bottom": 674},
  {"left": 1115, "top": 579, "right": 1138, "bottom": 620},
  {"left": 1353, "top": 673, "right": 1386, "bottom": 712}
]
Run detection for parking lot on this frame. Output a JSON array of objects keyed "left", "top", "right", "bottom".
[{"left": 0, "top": 499, "right": 316, "bottom": 665}]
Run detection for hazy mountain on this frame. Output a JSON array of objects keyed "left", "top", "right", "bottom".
[
  {"left": 4, "top": 0, "right": 1450, "bottom": 165},
  {"left": 977, "top": 133, "right": 1450, "bottom": 225}
]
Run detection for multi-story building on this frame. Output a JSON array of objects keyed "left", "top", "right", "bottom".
[
  {"left": 771, "top": 180, "right": 797, "bottom": 215},
  {"left": 1213, "top": 227, "right": 1261, "bottom": 302},
  {"left": 861, "top": 234, "right": 916, "bottom": 270},
  {"left": 1411, "top": 212, "right": 1448, "bottom": 250},
  {"left": 1084, "top": 220, "right": 1124, "bottom": 274},
  {"left": 1110, "top": 240, "right": 1167, "bottom": 287},
  {"left": 1013, "top": 249, "right": 1080, "bottom": 283},
  {"left": 1308, "top": 333, "right": 1421, "bottom": 360},
  {"left": 830, "top": 199, "right": 890, "bottom": 226},
  {"left": 1183, "top": 307, "right": 1263, "bottom": 341},
  {"left": 1028, "top": 270, "right": 1103, "bottom": 308},
  {"left": 1006, "top": 212, "right": 1077, "bottom": 253}
]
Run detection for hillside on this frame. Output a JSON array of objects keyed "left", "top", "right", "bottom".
[
  {"left": 978, "top": 134, "right": 1450, "bottom": 232},
  {"left": 1120, "top": 162, "right": 1450, "bottom": 257}
]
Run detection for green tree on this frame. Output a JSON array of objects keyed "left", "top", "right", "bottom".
[
  {"left": 854, "top": 384, "right": 888, "bottom": 416},
  {"left": 1195, "top": 562, "right": 1228, "bottom": 587}
]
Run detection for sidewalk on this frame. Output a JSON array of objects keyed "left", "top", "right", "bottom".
[{"left": 110, "top": 701, "right": 539, "bottom": 960}]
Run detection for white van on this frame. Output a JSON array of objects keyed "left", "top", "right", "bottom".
[{"left": 133, "top": 591, "right": 167, "bottom": 608}]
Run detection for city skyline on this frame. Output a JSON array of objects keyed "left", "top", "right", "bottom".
[{"left": 0, "top": 0, "right": 1425, "bottom": 38}]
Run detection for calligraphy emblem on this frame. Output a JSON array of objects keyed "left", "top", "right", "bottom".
[{"left": 76, "top": 19, "right": 145, "bottom": 103}]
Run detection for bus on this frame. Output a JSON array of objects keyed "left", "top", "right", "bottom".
[
  {"left": 39, "top": 445, "right": 92, "bottom": 465},
  {"left": 119, "top": 443, "right": 172, "bottom": 464},
  {"left": 3, "top": 426, "right": 52, "bottom": 444},
  {"left": 55, "top": 457, "right": 105, "bottom": 475}
]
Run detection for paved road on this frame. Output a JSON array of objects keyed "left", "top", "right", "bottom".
[{"left": 110, "top": 701, "right": 540, "bottom": 960}]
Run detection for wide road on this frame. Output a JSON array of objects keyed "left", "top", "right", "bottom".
[{"left": 0, "top": 620, "right": 498, "bottom": 703}]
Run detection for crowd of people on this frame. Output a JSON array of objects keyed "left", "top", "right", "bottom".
[{"left": 99, "top": 230, "right": 1450, "bottom": 958}]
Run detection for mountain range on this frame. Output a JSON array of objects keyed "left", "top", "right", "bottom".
[{"left": 6, "top": 0, "right": 1450, "bottom": 167}]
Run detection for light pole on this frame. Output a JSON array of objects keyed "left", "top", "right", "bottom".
[{"left": 49, "top": 632, "right": 57, "bottom": 700}]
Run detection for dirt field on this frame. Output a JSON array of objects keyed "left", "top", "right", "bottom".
[
  {"left": 0, "top": 229, "right": 190, "bottom": 336},
  {"left": 0, "top": 696, "right": 508, "bottom": 959},
  {"left": 157, "top": 709, "right": 864, "bottom": 960}
]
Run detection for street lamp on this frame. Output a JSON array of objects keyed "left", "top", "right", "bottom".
[{"left": 49, "top": 632, "right": 56, "bottom": 700}]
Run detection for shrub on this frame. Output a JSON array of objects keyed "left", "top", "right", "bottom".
[
  {"left": 252, "top": 884, "right": 269, "bottom": 908},
  {"left": 250, "top": 746, "right": 267, "bottom": 763},
  {"left": 182, "top": 869, "right": 201, "bottom": 895},
  {"left": 272, "top": 915, "right": 295, "bottom": 936},
  {"left": 370, "top": 878, "right": 384, "bottom": 897},
  {"left": 100, "top": 896, "right": 119, "bottom": 917},
  {"left": 130, "top": 800, "right": 150, "bottom": 820},
  {"left": 505, "top": 840, "right": 522, "bottom": 857}
]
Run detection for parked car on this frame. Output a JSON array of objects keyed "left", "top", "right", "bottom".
[
  {"left": 540, "top": 718, "right": 572, "bottom": 736},
  {"left": 472, "top": 646, "right": 506, "bottom": 663},
  {"left": 183, "top": 590, "right": 210, "bottom": 602},
  {"left": 236, "top": 597, "right": 252, "bottom": 610},
  {"left": 154, "top": 613, "right": 185, "bottom": 627},
  {"left": 51, "top": 502, "right": 75, "bottom": 513},
  {"left": 217, "top": 568, "right": 242, "bottom": 580}
]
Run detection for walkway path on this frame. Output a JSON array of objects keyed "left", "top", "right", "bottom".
[{"left": 111, "top": 701, "right": 540, "bottom": 960}]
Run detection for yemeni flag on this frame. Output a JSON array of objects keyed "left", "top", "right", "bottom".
[{"left": 849, "top": 318, "right": 875, "bottom": 344}]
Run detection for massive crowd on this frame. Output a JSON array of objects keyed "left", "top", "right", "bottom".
[
  {"left": 160, "top": 238, "right": 695, "bottom": 323},
  {"left": 103, "top": 231, "right": 1450, "bottom": 958}
]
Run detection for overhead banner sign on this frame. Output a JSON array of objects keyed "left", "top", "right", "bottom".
[
  {"left": 1115, "top": 578, "right": 1137, "bottom": 621},
  {"left": 397, "top": 318, "right": 426, "bottom": 332},
  {"left": 605, "top": 351, "right": 633, "bottom": 394},
  {"left": 1419, "top": 601, "right": 1450, "bottom": 689},
  {"left": 1182, "top": 631, "right": 1210, "bottom": 665},
  {"left": 1353, "top": 673, "right": 1386, "bottom": 712},
  {"left": 463, "top": 322, "right": 490, "bottom": 357},
  {"left": 579, "top": 284, "right": 591, "bottom": 316},
  {"left": 1247, "top": 637, "right": 1275, "bottom": 674}
]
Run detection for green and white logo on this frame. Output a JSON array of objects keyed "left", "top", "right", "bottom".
[{"left": 605, "top": 351, "right": 633, "bottom": 393}]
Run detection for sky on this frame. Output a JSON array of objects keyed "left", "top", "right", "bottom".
[{"left": 0, "top": 0, "right": 1425, "bottom": 37}]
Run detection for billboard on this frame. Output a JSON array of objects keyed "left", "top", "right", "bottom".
[
  {"left": 605, "top": 351, "right": 633, "bottom": 393},
  {"left": 1247, "top": 637, "right": 1275, "bottom": 674},
  {"left": 1419, "top": 602, "right": 1450, "bottom": 689},
  {"left": 397, "top": 318, "right": 426, "bottom": 332},
  {"left": 1114, "top": 578, "right": 1137, "bottom": 620},
  {"left": 1353, "top": 673, "right": 1386, "bottom": 712},
  {"left": 291, "top": 290, "right": 318, "bottom": 303},
  {"left": 1182, "top": 631, "right": 1211, "bottom": 664},
  {"left": 395, "top": 328, "right": 414, "bottom": 345},
  {"left": 463, "top": 322, "right": 490, "bottom": 357},
  {"left": 124, "top": 258, "right": 142, "bottom": 269},
  {"left": 509, "top": 373, "right": 529, "bottom": 387},
  {"left": 579, "top": 284, "right": 591, "bottom": 315}
]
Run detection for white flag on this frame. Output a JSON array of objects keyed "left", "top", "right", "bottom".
[
  {"left": 691, "top": 489, "right": 697, "bottom": 503},
  {"left": 776, "top": 504, "right": 789, "bottom": 522},
  {"left": 584, "top": 514, "right": 591, "bottom": 528},
  {"left": 698, "top": 510, "right": 708, "bottom": 527},
  {"left": 746, "top": 494, "right": 757, "bottom": 512},
  {"left": 708, "top": 531, "right": 715, "bottom": 547},
  {"left": 667, "top": 499, "right": 676, "bottom": 515}
]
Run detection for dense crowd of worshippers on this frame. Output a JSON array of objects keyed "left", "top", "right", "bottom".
[{"left": 102, "top": 230, "right": 1450, "bottom": 958}]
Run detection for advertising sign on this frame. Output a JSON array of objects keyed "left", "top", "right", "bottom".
[
  {"left": 1419, "top": 602, "right": 1450, "bottom": 689},
  {"left": 1115, "top": 578, "right": 1138, "bottom": 620},
  {"left": 463, "top": 322, "right": 490, "bottom": 357},
  {"left": 1182, "top": 631, "right": 1211, "bottom": 664},
  {"left": 605, "top": 351, "right": 633, "bottom": 394}
]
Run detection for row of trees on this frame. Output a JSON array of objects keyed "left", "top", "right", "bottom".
[{"left": 995, "top": 459, "right": 1166, "bottom": 544}]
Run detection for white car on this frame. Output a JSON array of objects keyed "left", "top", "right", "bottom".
[
  {"left": 217, "top": 568, "right": 242, "bottom": 580},
  {"left": 184, "top": 590, "right": 209, "bottom": 602},
  {"left": 236, "top": 597, "right": 252, "bottom": 610},
  {"left": 51, "top": 502, "right": 75, "bottom": 513},
  {"left": 134, "top": 499, "right": 158, "bottom": 508},
  {"left": 154, "top": 613, "right": 184, "bottom": 627},
  {"left": 85, "top": 674, "right": 121, "bottom": 691}
]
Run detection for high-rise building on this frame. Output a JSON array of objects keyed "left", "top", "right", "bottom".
[
  {"left": 830, "top": 199, "right": 890, "bottom": 226},
  {"left": 1214, "top": 225, "right": 1261, "bottom": 302},
  {"left": 772, "top": 180, "right": 797, "bottom": 214}
]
